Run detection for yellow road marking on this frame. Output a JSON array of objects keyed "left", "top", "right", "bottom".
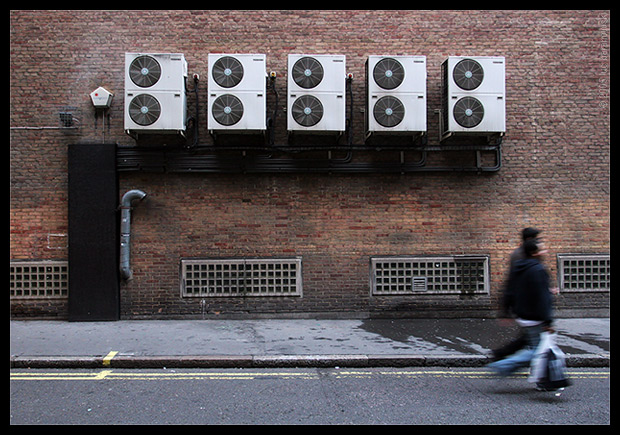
[
  {"left": 10, "top": 369, "right": 609, "bottom": 381},
  {"left": 94, "top": 370, "right": 112, "bottom": 380},
  {"left": 102, "top": 351, "right": 118, "bottom": 367}
]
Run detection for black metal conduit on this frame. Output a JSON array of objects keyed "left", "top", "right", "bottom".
[
  {"left": 117, "top": 73, "right": 502, "bottom": 173},
  {"left": 116, "top": 143, "right": 502, "bottom": 173}
]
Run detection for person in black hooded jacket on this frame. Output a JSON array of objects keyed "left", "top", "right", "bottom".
[
  {"left": 510, "top": 241, "right": 553, "bottom": 326},
  {"left": 491, "top": 228, "right": 541, "bottom": 361},
  {"left": 487, "top": 239, "right": 553, "bottom": 377}
]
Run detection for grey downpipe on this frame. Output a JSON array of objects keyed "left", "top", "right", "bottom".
[{"left": 119, "top": 189, "right": 147, "bottom": 281}]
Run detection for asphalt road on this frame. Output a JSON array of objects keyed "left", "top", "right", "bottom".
[{"left": 10, "top": 367, "right": 610, "bottom": 424}]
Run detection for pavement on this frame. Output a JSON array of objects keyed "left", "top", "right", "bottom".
[{"left": 10, "top": 317, "right": 609, "bottom": 369}]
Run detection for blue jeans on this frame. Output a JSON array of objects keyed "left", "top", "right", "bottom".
[{"left": 487, "top": 324, "right": 543, "bottom": 376}]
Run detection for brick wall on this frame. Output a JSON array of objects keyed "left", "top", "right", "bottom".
[{"left": 10, "top": 10, "right": 609, "bottom": 318}]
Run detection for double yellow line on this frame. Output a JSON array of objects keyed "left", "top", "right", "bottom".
[{"left": 10, "top": 369, "right": 610, "bottom": 382}]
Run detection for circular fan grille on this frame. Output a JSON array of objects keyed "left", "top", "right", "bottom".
[
  {"left": 129, "top": 55, "right": 162, "bottom": 88},
  {"left": 212, "top": 94, "right": 244, "bottom": 126},
  {"left": 453, "top": 96, "right": 484, "bottom": 128},
  {"left": 212, "top": 56, "right": 244, "bottom": 88},
  {"left": 373, "top": 58, "right": 405, "bottom": 90},
  {"left": 373, "top": 96, "right": 405, "bottom": 127},
  {"left": 291, "top": 95, "right": 323, "bottom": 127},
  {"left": 453, "top": 59, "right": 484, "bottom": 91},
  {"left": 292, "top": 57, "right": 324, "bottom": 89},
  {"left": 128, "top": 94, "right": 161, "bottom": 126}
]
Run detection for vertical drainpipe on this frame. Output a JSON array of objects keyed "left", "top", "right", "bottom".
[{"left": 119, "top": 189, "right": 147, "bottom": 281}]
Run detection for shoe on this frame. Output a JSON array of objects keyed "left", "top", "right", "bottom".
[
  {"left": 536, "top": 383, "right": 558, "bottom": 392},
  {"left": 536, "top": 379, "right": 571, "bottom": 391}
]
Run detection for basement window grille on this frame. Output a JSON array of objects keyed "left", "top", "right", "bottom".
[
  {"left": 10, "top": 260, "right": 68, "bottom": 299},
  {"left": 181, "top": 258, "right": 302, "bottom": 297},
  {"left": 371, "top": 255, "right": 489, "bottom": 295},
  {"left": 558, "top": 254, "right": 610, "bottom": 292}
]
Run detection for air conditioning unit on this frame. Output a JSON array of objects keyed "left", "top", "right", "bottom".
[
  {"left": 366, "top": 55, "right": 427, "bottom": 135},
  {"left": 207, "top": 54, "right": 267, "bottom": 132},
  {"left": 124, "top": 53, "right": 187, "bottom": 135},
  {"left": 440, "top": 56, "right": 505, "bottom": 140},
  {"left": 287, "top": 54, "right": 346, "bottom": 133}
]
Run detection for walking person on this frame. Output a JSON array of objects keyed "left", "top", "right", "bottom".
[
  {"left": 490, "top": 228, "right": 541, "bottom": 361},
  {"left": 487, "top": 239, "right": 553, "bottom": 377}
]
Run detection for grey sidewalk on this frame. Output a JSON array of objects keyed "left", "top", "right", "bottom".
[{"left": 10, "top": 318, "right": 610, "bottom": 369}]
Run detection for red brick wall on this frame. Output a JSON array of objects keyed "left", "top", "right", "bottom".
[{"left": 10, "top": 10, "right": 610, "bottom": 318}]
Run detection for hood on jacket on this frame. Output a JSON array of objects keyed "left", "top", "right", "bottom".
[{"left": 513, "top": 258, "right": 542, "bottom": 274}]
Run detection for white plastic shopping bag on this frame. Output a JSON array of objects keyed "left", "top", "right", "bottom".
[
  {"left": 529, "top": 331, "right": 571, "bottom": 389},
  {"left": 529, "top": 331, "right": 552, "bottom": 383}
]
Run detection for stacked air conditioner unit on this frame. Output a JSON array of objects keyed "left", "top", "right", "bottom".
[
  {"left": 366, "top": 55, "right": 427, "bottom": 136},
  {"left": 207, "top": 53, "right": 267, "bottom": 132},
  {"left": 287, "top": 54, "right": 346, "bottom": 134},
  {"left": 440, "top": 56, "right": 505, "bottom": 140},
  {"left": 124, "top": 53, "right": 188, "bottom": 136}
]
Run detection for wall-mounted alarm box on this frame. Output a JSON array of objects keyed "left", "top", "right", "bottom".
[{"left": 90, "top": 86, "right": 114, "bottom": 109}]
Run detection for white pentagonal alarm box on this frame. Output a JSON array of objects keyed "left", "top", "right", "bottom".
[{"left": 90, "top": 86, "right": 114, "bottom": 109}]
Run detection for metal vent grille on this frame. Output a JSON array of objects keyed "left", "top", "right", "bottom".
[
  {"left": 558, "top": 254, "right": 610, "bottom": 292},
  {"left": 10, "top": 261, "right": 68, "bottom": 299},
  {"left": 371, "top": 256, "right": 489, "bottom": 295},
  {"left": 181, "top": 258, "right": 302, "bottom": 297}
]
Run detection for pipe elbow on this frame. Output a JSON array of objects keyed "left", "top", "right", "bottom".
[
  {"left": 120, "top": 265, "right": 133, "bottom": 281},
  {"left": 121, "top": 189, "right": 147, "bottom": 207}
]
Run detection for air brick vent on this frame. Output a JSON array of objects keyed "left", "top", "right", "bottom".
[
  {"left": 10, "top": 260, "right": 68, "bottom": 299},
  {"left": 181, "top": 258, "right": 302, "bottom": 297},
  {"left": 558, "top": 254, "right": 609, "bottom": 292},
  {"left": 371, "top": 255, "right": 489, "bottom": 295}
]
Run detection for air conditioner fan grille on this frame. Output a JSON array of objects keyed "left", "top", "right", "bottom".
[
  {"left": 292, "top": 57, "right": 324, "bottom": 89},
  {"left": 373, "top": 96, "right": 405, "bottom": 128},
  {"left": 291, "top": 95, "right": 323, "bottom": 127},
  {"left": 212, "top": 56, "right": 244, "bottom": 88},
  {"left": 373, "top": 58, "right": 405, "bottom": 90},
  {"left": 128, "top": 94, "right": 161, "bottom": 126},
  {"left": 212, "top": 94, "right": 244, "bottom": 126},
  {"left": 129, "top": 55, "right": 162, "bottom": 88},
  {"left": 453, "top": 59, "right": 484, "bottom": 91},
  {"left": 453, "top": 96, "right": 484, "bottom": 128}
]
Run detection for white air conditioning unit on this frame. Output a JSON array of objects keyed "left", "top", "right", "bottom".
[
  {"left": 124, "top": 53, "right": 187, "bottom": 135},
  {"left": 207, "top": 54, "right": 267, "bottom": 132},
  {"left": 287, "top": 54, "right": 346, "bottom": 133},
  {"left": 440, "top": 56, "right": 505, "bottom": 139},
  {"left": 366, "top": 55, "right": 427, "bottom": 135}
]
